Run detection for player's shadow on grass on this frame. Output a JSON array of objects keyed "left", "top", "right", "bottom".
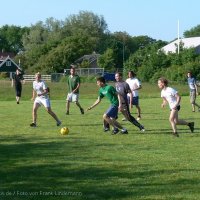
[
  {"left": 1, "top": 135, "right": 200, "bottom": 199},
  {"left": 146, "top": 127, "right": 200, "bottom": 135},
  {"left": 68, "top": 123, "right": 103, "bottom": 127}
]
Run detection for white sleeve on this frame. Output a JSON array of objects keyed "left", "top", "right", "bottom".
[
  {"left": 135, "top": 78, "right": 141, "bottom": 86},
  {"left": 170, "top": 88, "right": 177, "bottom": 96},
  {"left": 42, "top": 81, "right": 47, "bottom": 90}
]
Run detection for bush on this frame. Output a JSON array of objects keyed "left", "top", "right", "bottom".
[{"left": 0, "top": 72, "right": 9, "bottom": 79}]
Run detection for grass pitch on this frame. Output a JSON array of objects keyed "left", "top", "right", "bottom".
[{"left": 0, "top": 81, "right": 200, "bottom": 200}]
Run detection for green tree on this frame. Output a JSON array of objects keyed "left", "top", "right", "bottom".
[
  {"left": 184, "top": 24, "right": 200, "bottom": 38},
  {"left": 97, "top": 48, "right": 115, "bottom": 71},
  {"left": 0, "top": 25, "right": 29, "bottom": 53}
]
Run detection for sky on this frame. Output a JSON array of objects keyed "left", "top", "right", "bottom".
[{"left": 0, "top": 0, "right": 200, "bottom": 42}]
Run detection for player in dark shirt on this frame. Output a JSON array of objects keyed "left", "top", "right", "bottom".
[
  {"left": 115, "top": 72, "right": 145, "bottom": 132},
  {"left": 12, "top": 69, "right": 24, "bottom": 104}
]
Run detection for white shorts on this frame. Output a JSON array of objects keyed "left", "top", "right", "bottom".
[
  {"left": 34, "top": 96, "right": 51, "bottom": 108},
  {"left": 66, "top": 93, "right": 79, "bottom": 102}
]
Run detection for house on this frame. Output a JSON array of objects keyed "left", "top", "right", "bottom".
[
  {"left": 161, "top": 37, "right": 200, "bottom": 54},
  {"left": 0, "top": 56, "right": 21, "bottom": 72},
  {"left": 74, "top": 52, "right": 100, "bottom": 68}
]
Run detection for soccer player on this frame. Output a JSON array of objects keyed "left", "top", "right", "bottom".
[
  {"left": 126, "top": 71, "right": 142, "bottom": 120},
  {"left": 87, "top": 76, "right": 128, "bottom": 134},
  {"left": 115, "top": 72, "right": 145, "bottom": 132},
  {"left": 11, "top": 68, "right": 25, "bottom": 104},
  {"left": 30, "top": 72, "right": 61, "bottom": 127},
  {"left": 158, "top": 77, "right": 194, "bottom": 137},
  {"left": 66, "top": 66, "right": 84, "bottom": 115},
  {"left": 187, "top": 71, "right": 200, "bottom": 112}
]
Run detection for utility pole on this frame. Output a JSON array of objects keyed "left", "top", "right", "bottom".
[{"left": 177, "top": 19, "right": 180, "bottom": 54}]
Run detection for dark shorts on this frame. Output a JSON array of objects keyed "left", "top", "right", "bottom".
[
  {"left": 128, "top": 96, "right": 139, "bottom": 106},
  {"left": 105, "top": 105, "right": 118, "bottom": 118},
  {"left": 170, "top": 105, "right": 180, "bottom": 111}
]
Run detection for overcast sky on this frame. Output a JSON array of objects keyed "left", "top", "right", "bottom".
[{"left": 0, "top": 0, "right": 200, "bottom": 42}]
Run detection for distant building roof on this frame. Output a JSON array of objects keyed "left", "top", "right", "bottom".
[
  {"left": 161, "top": 37, "right": 200, "bottom": 54},
  {"left": 0, "top": 52, "right": 15, "bottom": 60},
  {"left": 74, "top": 52, "right": 100, "bottom": 68}
]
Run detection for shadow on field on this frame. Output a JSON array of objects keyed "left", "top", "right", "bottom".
[{"left": 0, "top": 135, "right": 200, "bottom": 200}]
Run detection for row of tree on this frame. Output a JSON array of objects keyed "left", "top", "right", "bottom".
[{"left": 1, "top": 11, "right": 200, "bottom": 82}]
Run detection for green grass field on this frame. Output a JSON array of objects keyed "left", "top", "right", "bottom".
[{"left": 0, "top": 81, "right": 200, "bottom": 200}]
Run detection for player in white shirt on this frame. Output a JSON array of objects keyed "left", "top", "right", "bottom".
[
  {"left": 30, "top": 72, "right": 61, "bottom": 127},
  {"left": 126, "top": 71, "right": 142, "bottom": 120},
  {"left": 158, "top": 77, "right": 194, "bottom": 137}
]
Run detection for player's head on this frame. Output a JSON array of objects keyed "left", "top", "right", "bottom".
[
  {"left": 158, "top": 77, "right": 168, "bottom": 89},
  {"left": 128, "top": 71, "right": 136, "bottom": 78},
  {"left": 70, "top": 65, "right": 76, "bottom": 75},
  {"left": 187, "top": 71, "right": 192, "bottom": 77},
  {"left": 96, "top": 77, "right": 106, "bottom": 87},
  {"left": 115, "top": 72, "right": 123, "bottom": 82},
  {"left": 35, "top": 72, "right": 41, "bottom": 81},
  {"left": 16, "top": 68, "right": 21, "bottom": 74}
]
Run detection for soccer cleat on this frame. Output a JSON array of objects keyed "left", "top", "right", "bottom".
[
  {"left": 30, "top": 122, "right": 36, "bottom": 127},
  {"left": 140, "top": 125, "right": 145, "bottom": 132},
  {"left": 17, "top": 101, "right": 19, "bottom": 104},
  {"left": 57, "top": 121, "right": 62, "bottom": 126},
  {"left": 112, "top": 128, "right": 119, "bottom": 135},
  {"left": 121, "top": 129, "right": 128, "bottom": 134},
  {"left": 80, "top": 108, "right": 84, "bottom": 114},
  {"left": 188, "top": 122, "right": 194, "bottom": 133},
  {"left": 172, "top": 132, "right": 179, "bottom": 137},
  {"left": 122, "top": 118, "right": 127, "bottom": 121},
  {"left": 66, "top": 111, "right": 69, "bottom": 115},
  {"left": 104, "top": 127, "right": 110, "bottom": 132}
]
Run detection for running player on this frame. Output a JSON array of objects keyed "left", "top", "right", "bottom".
[
  {"left": 158, "top": 77, "right": 194, "bottom": 137},
  {"left": 87, "top": 76, "right": 128, "bottom": 134},
  {"left": 66, "top": 66, "right": 84, "bottom": 115},
  {"left": 115, "top": 72, "right": 145, "bottom": 132},
  {"left": 30, "top": 72, "right": 61, "bottom": 127}
]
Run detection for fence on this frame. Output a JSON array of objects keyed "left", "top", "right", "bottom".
[
  {"left": 64, "top": 68, "right": 104, "bottom": 76},
  {"left": 23, "top": 75, "right": 51, "bottom": 82},
  {"left": 23, "top": 68, "right": 104, "bottom": 82}
]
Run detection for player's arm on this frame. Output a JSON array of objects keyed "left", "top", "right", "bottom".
[
  {"left": 194, "top": 82, "right": 199, "bottom": 95},
  {"left": 172, "top": 93, "right": 181, "bottom": 109},
  {"left": 37, "top": 87, "right": 48, "bottom": 97},
  {"left": 72, "top": 82, "right": 80, "bottom": 93},
  {"left": 31, "top": 89, "right": 36, "bottom": 101},
  {"left": 87, "top": 97, "right": 101, "bottom": 111},
  {"left": 137, "top": 84, "right": 142, "bottom": 90},
  {"left": 132, "top": 79, "right": 142, "bottom": 91},
  {"left": 161, "top": 97, "right": 168, "bottom": 108},
  {"left": 117, "top": 94, "right": 123, "bottom": 111},
  {"left": 128, "top": 91, "right": 133, "bottom": 109}
]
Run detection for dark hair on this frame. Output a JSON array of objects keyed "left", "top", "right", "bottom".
[
  {"left": 96, "top": 77, "right": 106, "bottom": 84},
  {"left": 158, "top": 77, "right": 168, "bottom": 86},
  {"left": 115, "top": 72, "right": 123, "bottom": 77},
  {"left": 128, "top": 71, "right": 136, "bottom": 77}
]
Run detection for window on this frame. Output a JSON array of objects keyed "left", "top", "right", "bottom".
[{"left": 6, "top": 61, "right": 11, "bottom": 66}]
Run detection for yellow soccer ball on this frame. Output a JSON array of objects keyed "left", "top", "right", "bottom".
[{"left": 60, "top": 127, "right": 69, "bottom": 135}]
